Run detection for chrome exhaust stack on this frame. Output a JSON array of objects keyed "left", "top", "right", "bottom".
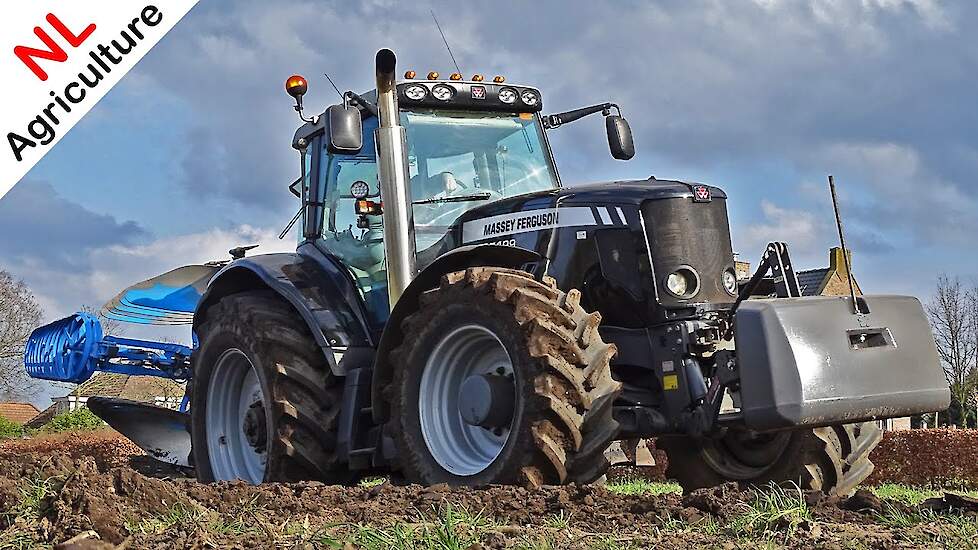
[{"left": 374, "top": 48, "right": 417, "bottom": 309}]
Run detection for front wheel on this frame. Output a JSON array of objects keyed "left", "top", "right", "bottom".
[
  {"left": 658, "top": 422, "right": 882, "bottom": 496},
  {"left": 387, "top": 268, "right": 622, "bottom": 487}
]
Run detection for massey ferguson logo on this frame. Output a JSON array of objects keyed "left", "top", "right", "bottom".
[{"left": 693, "top": 185, "right": 712, "bottom": 202}]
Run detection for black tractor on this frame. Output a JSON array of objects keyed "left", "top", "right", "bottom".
[{"left": 25, "top": 49, "right": 949, "bottom": 495}]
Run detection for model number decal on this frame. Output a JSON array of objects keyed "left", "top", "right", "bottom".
[{"left": 461, "top": 207, "right": 597, "bottom": 244}]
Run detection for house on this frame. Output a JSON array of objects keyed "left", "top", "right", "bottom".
[
  {"left": 25, "top": 372, "right": 185, "bottom": 429},
  {"left": 0, "top": 402, "right": 39, "bottom": 425}
]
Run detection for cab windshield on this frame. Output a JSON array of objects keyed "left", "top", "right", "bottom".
[
  {"left": 317, "top": 109, "right": 558, "bottom": 321},
  {"left": 404, "top": 110, "right": 558, "bottom": 246}
]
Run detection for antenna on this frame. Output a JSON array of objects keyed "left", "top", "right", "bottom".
[
  {"left": 323, "top": 72, "right": 345, "bottom": 101},
  {"left": 828, "top": 175, "right": 862, "bottom": 314},
  {"left": 431, "top": 9, "right": 462, "bottom": 74}
]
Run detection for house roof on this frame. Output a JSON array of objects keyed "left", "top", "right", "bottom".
[
  {"left": 24, "top": 403, "right": 57, "bottom": 429},
  {"left": 796, "top": 268, "right": 830, "bottom": 296},
  {"left": 65, "top": 372, "right": 185, "bottom": 402},
  {"left": 0, "top": 402, "right": 40, "bottom": 424}
]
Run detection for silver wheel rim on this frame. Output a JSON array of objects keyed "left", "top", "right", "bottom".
[
  {"left": 205, "top": 348, "right": 267, "bottom": 483},
  {"left": 419, "top": 324, "right": 515, "bottom": 476}
]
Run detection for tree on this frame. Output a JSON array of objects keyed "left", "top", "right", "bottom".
[
  {"left": 927, "top": 274, "right": 977, "bottom": 428},
  {"left": 0, "top": 269, "right": 42, "bottom": 399}
]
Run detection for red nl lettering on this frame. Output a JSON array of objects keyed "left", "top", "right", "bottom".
[{"left": 13, "top": 13, "right": 96, "bottom": 81}]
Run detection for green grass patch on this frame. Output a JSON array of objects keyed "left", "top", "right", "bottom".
[
  {"left": 0, "top": 416, "right": 25, "bottom": 439},
  {"left": 40, "top": 407, "right": 105, "bottom": 433},
  {"left": 729, "top": 482, "right": 812, "bottom": 538},
  {"left": 350, "top": 504, "right": 491, "bottom": 550},
  {"left": 359, "top": 476, "right": 388, "bottom": 488},
  {"left": 605, "top": 478, "right": 682, "bottom": 496}
]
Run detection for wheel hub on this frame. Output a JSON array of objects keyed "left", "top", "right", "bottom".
[
  {"left": 242, "top": 401, "right": 267, "bottom": 450},
  {"left": 458, "top": 374, "right": 515, "bottom": 428}
]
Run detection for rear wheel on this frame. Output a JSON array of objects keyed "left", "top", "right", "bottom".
[
  {"left": 191, "top": 291, "right": 345, "bottom": 483},
  {"left": 387, "top": 268, "right": 621, "bottom": 487},
  {"left": 658, "top": 422, "right": 882, "bottom": 496}
]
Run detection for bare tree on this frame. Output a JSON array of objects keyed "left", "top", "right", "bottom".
[
  {"left": 0, "top": 269, "right": 42, "bottom": 400},
  {"left": 927, "top": 274, "right": 976, "bottom": 426},
  {"left": 79, "top": 304, "right": 124, "bottom": 337}
]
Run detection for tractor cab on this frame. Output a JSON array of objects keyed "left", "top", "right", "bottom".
[{"left": 289, "top": 72, "right": 627, "bottom": 323}]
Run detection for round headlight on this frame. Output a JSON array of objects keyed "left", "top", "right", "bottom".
[
  {"left": 350, "top": 180, "right": 371, "bottom": 200},
  {"left": 722, "top": 269, "right": 738, "bottom": 296},
  {"left": 520, "top": 89, "right": 539, "bottom": 106},
  {"left": 431, "top": 84, "right": 455, "bottom": 101},
  {"left": 498, "top": 87, "right": 518, "bottom": 104},
  {"left": 664, "top": 267, "right": 699, "bottom": 299},
  {"left": 404, "top": 84, "right": 427, "bottom": 101}
]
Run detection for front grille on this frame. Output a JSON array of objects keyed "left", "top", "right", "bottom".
[{"left": 640, "top": 197, "right": 736, "bottom": 306}]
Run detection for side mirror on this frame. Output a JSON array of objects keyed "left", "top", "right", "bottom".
[
  {"left": 606, "top": 115, "right": 635, "bottom": 160},
  {"left": 326, "top": 104, "right": 363, "bottom": 154}
]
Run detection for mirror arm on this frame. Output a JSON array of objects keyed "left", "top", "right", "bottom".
[
  {"left": 345, "top": 91, "right": 378, "bottom": 118},
  {"left": 543, "top": 102, "right": 619, "bottom": 129}
]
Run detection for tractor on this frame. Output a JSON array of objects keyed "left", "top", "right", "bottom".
[{"left": 24, "top": 49, "right": 949, "bottom": 495}]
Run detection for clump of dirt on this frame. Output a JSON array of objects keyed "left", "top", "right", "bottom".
[{"left": 0, "top": 430, "right": 141, "bottom": 470}]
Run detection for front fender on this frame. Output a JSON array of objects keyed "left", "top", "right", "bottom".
[
  {"left": 195, "top": 243, "right": 374, "bottom": 376},
  {"left": 370, "top": 244, "right": 542, "bottom": 423}
]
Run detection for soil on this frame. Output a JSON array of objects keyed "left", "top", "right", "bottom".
[{"left": 0, "top": 432, "right": 975, "bottom": 549}]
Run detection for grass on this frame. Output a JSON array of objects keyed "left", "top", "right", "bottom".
[
  {"left": 729, "top": 482, "right": 812, "bottom": 538},
  {"left": 349, "top": 504, "right": 492, "bottom": 550},
  {"left": 605, "top": 478, "right": 682, "bottom": 496},
  {"left": 0, "top": 463, "right": 66, "bottom": 550}
]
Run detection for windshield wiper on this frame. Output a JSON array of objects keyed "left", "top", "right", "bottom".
[{"left": 413, "top": 192, "right": 492, "bottom": 205}]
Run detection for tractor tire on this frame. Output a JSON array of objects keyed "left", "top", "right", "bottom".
[
  {"left": 191, "top": 291, "right": 346, "bottom": 484},
  {"left": 386, "top": 267, "right": 621, "bottom": 488},
  {"left": 658, "top": 421, "right": 882, "bottom": 496}
]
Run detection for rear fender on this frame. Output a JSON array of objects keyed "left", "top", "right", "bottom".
[
  {"left": 370, "top": 244, "right": 542, "bottom": 423},
  {"left": 194, "top": 243, "right": 374, "bottom": 376}
]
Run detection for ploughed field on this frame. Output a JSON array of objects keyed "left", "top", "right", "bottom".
[{"left": 2, "top": 431, "right": 978, "bottom": 549}]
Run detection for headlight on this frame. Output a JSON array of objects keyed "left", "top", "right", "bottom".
[
  {"left": 404, "top": 84, "right": 427, "bottom": 101},
  {"left": 664, "top": 267, "right": 699, "bottom": 299},
  {"left": 520, "top": 89, "right": 539, "bottom": 106},
  {"left": 431, "top": 84, "right": 455, "bottom": 101},
  {"left": 350, "top": 180, "right": 371, "bottom": 200},
  {"left": 722, "top": 269, "right": 738, "bottom": 296},
  {"left": 498, "top": 87, "right": 518, "bottom": 104}
]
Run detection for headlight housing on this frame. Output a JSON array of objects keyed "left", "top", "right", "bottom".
[
  {"left": 664, "top": 267, "right": 699, "bottom": 299},
  {"left": 350, "top": 180, "right": 371, "bottom": 200},
  {"left": 722, "top": 269, "right": 738, "bottom": 296},
  {"left": 431, "top": 84, "right": 455, "bottom": 101},
  {"left": 520, "top": 89, "right": 540, "bottom": 106},
  {"left": 498, "top": 87, "right": 518, "bottom": 104},
  {"left": 404, "top": 84, "right": 428, "bottom": 101}
]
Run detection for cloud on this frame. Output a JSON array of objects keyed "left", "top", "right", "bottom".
[
  {"left": 738, "top": 200, "right": 826, "bottom": 264},
  {"left": 18, "top": 224, "right": 292, "bottom": 323},
  {"left": 0, "top": 180, "right": 148, "bottom": 272}
]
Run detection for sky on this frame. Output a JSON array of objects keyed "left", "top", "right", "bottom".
[{"left": 2, "top": 0, "right": 976, "bottom": 405}]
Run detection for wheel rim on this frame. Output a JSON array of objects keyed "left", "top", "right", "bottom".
[
  {"left": 701, "top": 429, "right": 793, "bottom": 479},
  {"left": 419, "top": 324, "right": 515, "bottom": 476},
  {"left": 205, "top": 348, "right": 267, "bottom": 483}
]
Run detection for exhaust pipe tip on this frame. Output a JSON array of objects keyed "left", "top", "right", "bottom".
[{"left": 376, "top": 48, "right": 396, "bottom": 88}]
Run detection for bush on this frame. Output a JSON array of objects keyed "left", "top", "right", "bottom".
[
  {"left": 0, "top": 416, "right": 24, "bottom": 439},
  {"left": 866, "top": 429, "right": 978, "bottom": 488},
  {"left": 41, "top": 407, "right": 105, "bottom": 433}
]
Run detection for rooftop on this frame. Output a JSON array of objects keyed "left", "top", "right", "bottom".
[{"left": 0, "top": 402, "right": 40, "bottom": 424}]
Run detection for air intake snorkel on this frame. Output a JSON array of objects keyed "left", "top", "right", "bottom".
[{"left": 374, "top": 48, "right": 418, "bottom": 309}]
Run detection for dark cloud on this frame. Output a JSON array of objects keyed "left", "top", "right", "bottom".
[{"left": 0, "top": 180, "right": 148, "bottom": 271}]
